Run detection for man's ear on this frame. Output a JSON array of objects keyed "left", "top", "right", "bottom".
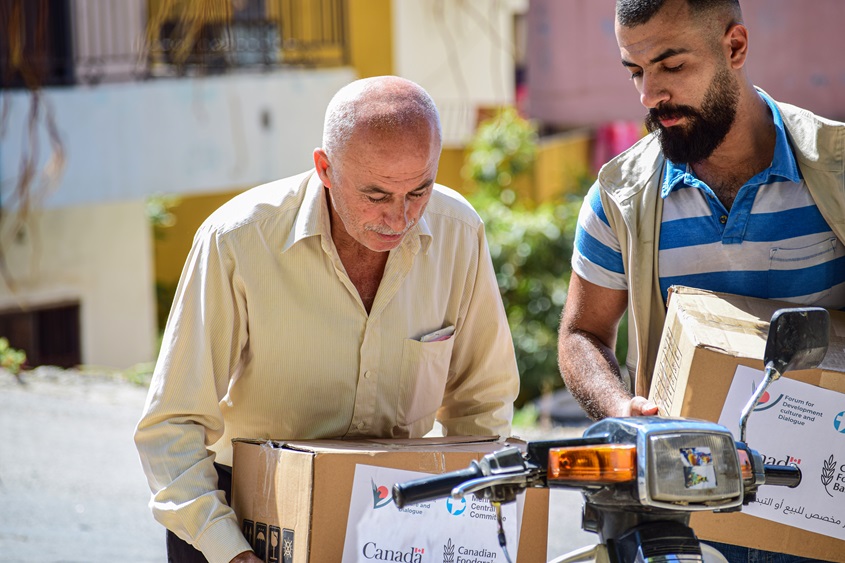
[
  {"left": 725, "top": 23, "right": 748, "bottom": 69},
  {"left": 314, "top": 148, "right": 332, "bottom": 188}
]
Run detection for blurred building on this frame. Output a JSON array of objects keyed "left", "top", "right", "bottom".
[
  {"left": 525, "top": 0, "right": 845, "bottom": 128},
  {"left": 0, "top": 0, "right": 527, "bottom": 369}
]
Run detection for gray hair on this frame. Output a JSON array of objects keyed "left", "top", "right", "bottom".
[
  {"left": 616, "top": 0, "right": 741, "bottom": 27},
  {"left": 322, "top": 76, "right": 442, "bottom": 159}
]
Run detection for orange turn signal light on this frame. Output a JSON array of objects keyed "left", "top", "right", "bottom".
[
  {"left": 548, "top": 444, "right": 637, "bottom": 484},
  {"left": 737, "top": 449, "right": 754, "bottom": 481}
]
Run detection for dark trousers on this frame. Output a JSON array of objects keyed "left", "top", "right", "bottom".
[{"left": 166, "top": 463, "right": 233, "bottom": 563}]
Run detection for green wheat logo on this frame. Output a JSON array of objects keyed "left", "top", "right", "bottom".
[
  {"left": 443, "top": 538, "right": 455, "bottom": 563},
  {"left": 821, "top": 454, "right": 836, "bottom": 498}
]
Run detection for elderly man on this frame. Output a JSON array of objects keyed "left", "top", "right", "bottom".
[{"left": 135, "top": 76, "right": 519, "bottom": 563}]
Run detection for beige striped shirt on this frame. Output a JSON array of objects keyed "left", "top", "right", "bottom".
[{"left": 134, "top": 170, "right": 519, "bottom": 561}]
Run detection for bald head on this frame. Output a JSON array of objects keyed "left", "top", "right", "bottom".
[{"left": 322, "top": 76, "right": 442, "bottom": 161}]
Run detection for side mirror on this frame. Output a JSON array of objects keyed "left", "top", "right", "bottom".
[
  {"left": 739, "top": 308, "right": 830, "bottom": 443},
  {"left": 763, "top": 307, "right": 830, "bottom": 377}
]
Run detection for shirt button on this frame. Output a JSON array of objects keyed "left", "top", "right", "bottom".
[
  {"left": 357, "top": 422, "right": 365, "bottom": 431},
  {"left": 719, "top": 215, "right": 728, "bottom": 224},
  {"left": 364, "top": 371, "right": 371, "bottom": 379}
]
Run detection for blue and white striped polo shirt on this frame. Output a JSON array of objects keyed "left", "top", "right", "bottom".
[{"left": 572, "top": 92, "right": 845, "bottom": 308}]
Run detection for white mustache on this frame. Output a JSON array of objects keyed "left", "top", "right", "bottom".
[{"left": 366, "top": 218, "right": 416, "bottom": 236}]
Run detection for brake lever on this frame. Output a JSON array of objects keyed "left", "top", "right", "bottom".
[{"left": 451, "top": 469, "right": 543, "bottom": 503}]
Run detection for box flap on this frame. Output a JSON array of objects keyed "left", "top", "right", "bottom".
[
  {"left": 665, "top": 287, "right": 772, "bottom": 358},
  {"left": 666, "top": 286, "right": 845, "bottom": 372}
]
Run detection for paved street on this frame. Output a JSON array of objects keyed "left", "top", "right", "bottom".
[
  {"left": 0, "top": 369, "right": 594, "bottom": 562},
  {"left": 0, "top": 369, "right": 165, "bottom": 562}
]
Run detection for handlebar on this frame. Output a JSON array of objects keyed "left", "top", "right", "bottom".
[
  {"left": 393, "top": 462, "right": 484, "bottom": 508},
  {"left": 392, "top": 435, "right": 804, "bottom": 512},
  {"left": 763, "top": 464, "right": 802, "bottom": 488}
]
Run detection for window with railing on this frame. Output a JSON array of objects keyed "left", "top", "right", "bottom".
[
  {"left": 0, "top": 0, "right": 76, "bottom": 88},
  {"left": 148, "top": 0, "right": 348, "bottom": 76},
  {"left": 0, "top": 0, "right": 348, "bottom": 89}
]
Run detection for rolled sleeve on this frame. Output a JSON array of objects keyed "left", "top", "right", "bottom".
[{"left": 134, "top": 224, "right": 250, "bottom": 561}]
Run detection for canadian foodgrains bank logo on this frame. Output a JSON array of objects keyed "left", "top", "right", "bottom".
[
  {"left": 443, "top": 538, "right": 455, "bottom": 563},
  {"left": 445, "top": 496, "right": 466, "bottom": 516},
  {"left": 442, "top": 538, "right": 498, "bottom": 563},
  {"left": 819, "top": 453, "right": 845, "bottom": 497}
]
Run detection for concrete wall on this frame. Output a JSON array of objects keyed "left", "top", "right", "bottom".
[
  {"left": 0, "top": 68, "right": 357, "bottom": 209},
  {"left": 393, "top": 0, "right": 527, "bottom": 147},
  {"left": 0, "top": 201, "right": 155, "bottom": 368},
  {"left": 0, "top": 68, "right": 356, "bottom": 367},
  {"left": 527, "top": 0, "right": 845, "bottom": 129}
]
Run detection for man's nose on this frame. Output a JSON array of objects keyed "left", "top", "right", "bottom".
[
  {"left": 639, "top": 74, "right": 670, "bottom": 109},
  {"left": 384, "top": 200, "right": 410, "bottom": 232}
]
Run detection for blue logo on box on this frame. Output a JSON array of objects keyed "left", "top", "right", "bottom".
[
  {"left": 834, "top": 411, "right": 845, "bottom": 434},
  {"left": 446, "top": 496, "right": 466, "bottom": 515}
]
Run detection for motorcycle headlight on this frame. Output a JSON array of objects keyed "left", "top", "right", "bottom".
[{"left": 644, "top": 430, "right": 743, "bottom": 509}]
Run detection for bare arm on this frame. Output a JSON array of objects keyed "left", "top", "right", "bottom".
[{"left": 558, "top": 273, "right": 657, "bottom": 419}]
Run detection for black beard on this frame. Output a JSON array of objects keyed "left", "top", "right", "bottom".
[{"left": 645, "top": 66, "right": 739, "bottom": 164}]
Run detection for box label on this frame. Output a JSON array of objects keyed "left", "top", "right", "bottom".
[
  {"left": 718, "top": 365, "right": 845, "bottom": 540},
  {"left": 341, "top": 464, "right": 523, "bottom": 562},
  {"left": 243, "top": 519, "right": 293, "bottom": 562}
]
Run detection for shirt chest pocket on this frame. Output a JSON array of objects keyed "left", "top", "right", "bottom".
[
  {"left": 768, "top": 237, "right": 838, "bottom": 303},
  {"left": 397, "top": 337, "right": 455, "bottom": 426}
]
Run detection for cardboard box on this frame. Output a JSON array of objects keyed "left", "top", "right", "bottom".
[
  {"left": 232, "top": 436, "right": 549, "bottom": 563},
  {"left": 649, "top": 286, "right": 845, "bottom": 561}
]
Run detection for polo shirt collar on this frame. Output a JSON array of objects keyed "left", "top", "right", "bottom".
[{"left": 661, "top": 89, "right": 802, "bottom": 198}]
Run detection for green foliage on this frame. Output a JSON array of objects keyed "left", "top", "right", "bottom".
[
  {"left": 155, "top": 280, "right": 179, "bottom": 333},
  {"left": 469, "top": 188, "right": 583, "bottom": 406},
  {"left": 146, "top": 193, "right": 181, "bottom": 240},
  {"left": 511, "top": 402, "right": 539, "bottom": 429},
  {"left": 119, "top": 362, "right": 156, "bottom": 387},
  {"left": 463, "top": 108, "right": 587, "bottom": 406},
  {"left": 464, "top": 107, "right": 538, "bottom": 195},
  {"left": 0, "top": 337, "right": 27, "bottom": 375}
]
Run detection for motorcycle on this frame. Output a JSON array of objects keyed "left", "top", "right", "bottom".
[{"left": 393, "top": 307, "right": 830, "bottom": 563}]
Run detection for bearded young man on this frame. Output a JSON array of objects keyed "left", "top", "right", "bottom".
[{"left": 557, "top": 1, "right": 844, "bottom": 561}]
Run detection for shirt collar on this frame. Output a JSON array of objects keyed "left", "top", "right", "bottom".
[
  {"left": 661, "top": 89, "right": 802, "bottom": 198},
  {"left": 282, "top": 171, "right": 325, "bottom": 253},
  {"left": 283, "top": 171, "right": 433, "bottom": 255}
]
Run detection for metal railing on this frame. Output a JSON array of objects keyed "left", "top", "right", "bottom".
[{"left": 0, "top": 0, "right": 348, "bottom": 88}]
